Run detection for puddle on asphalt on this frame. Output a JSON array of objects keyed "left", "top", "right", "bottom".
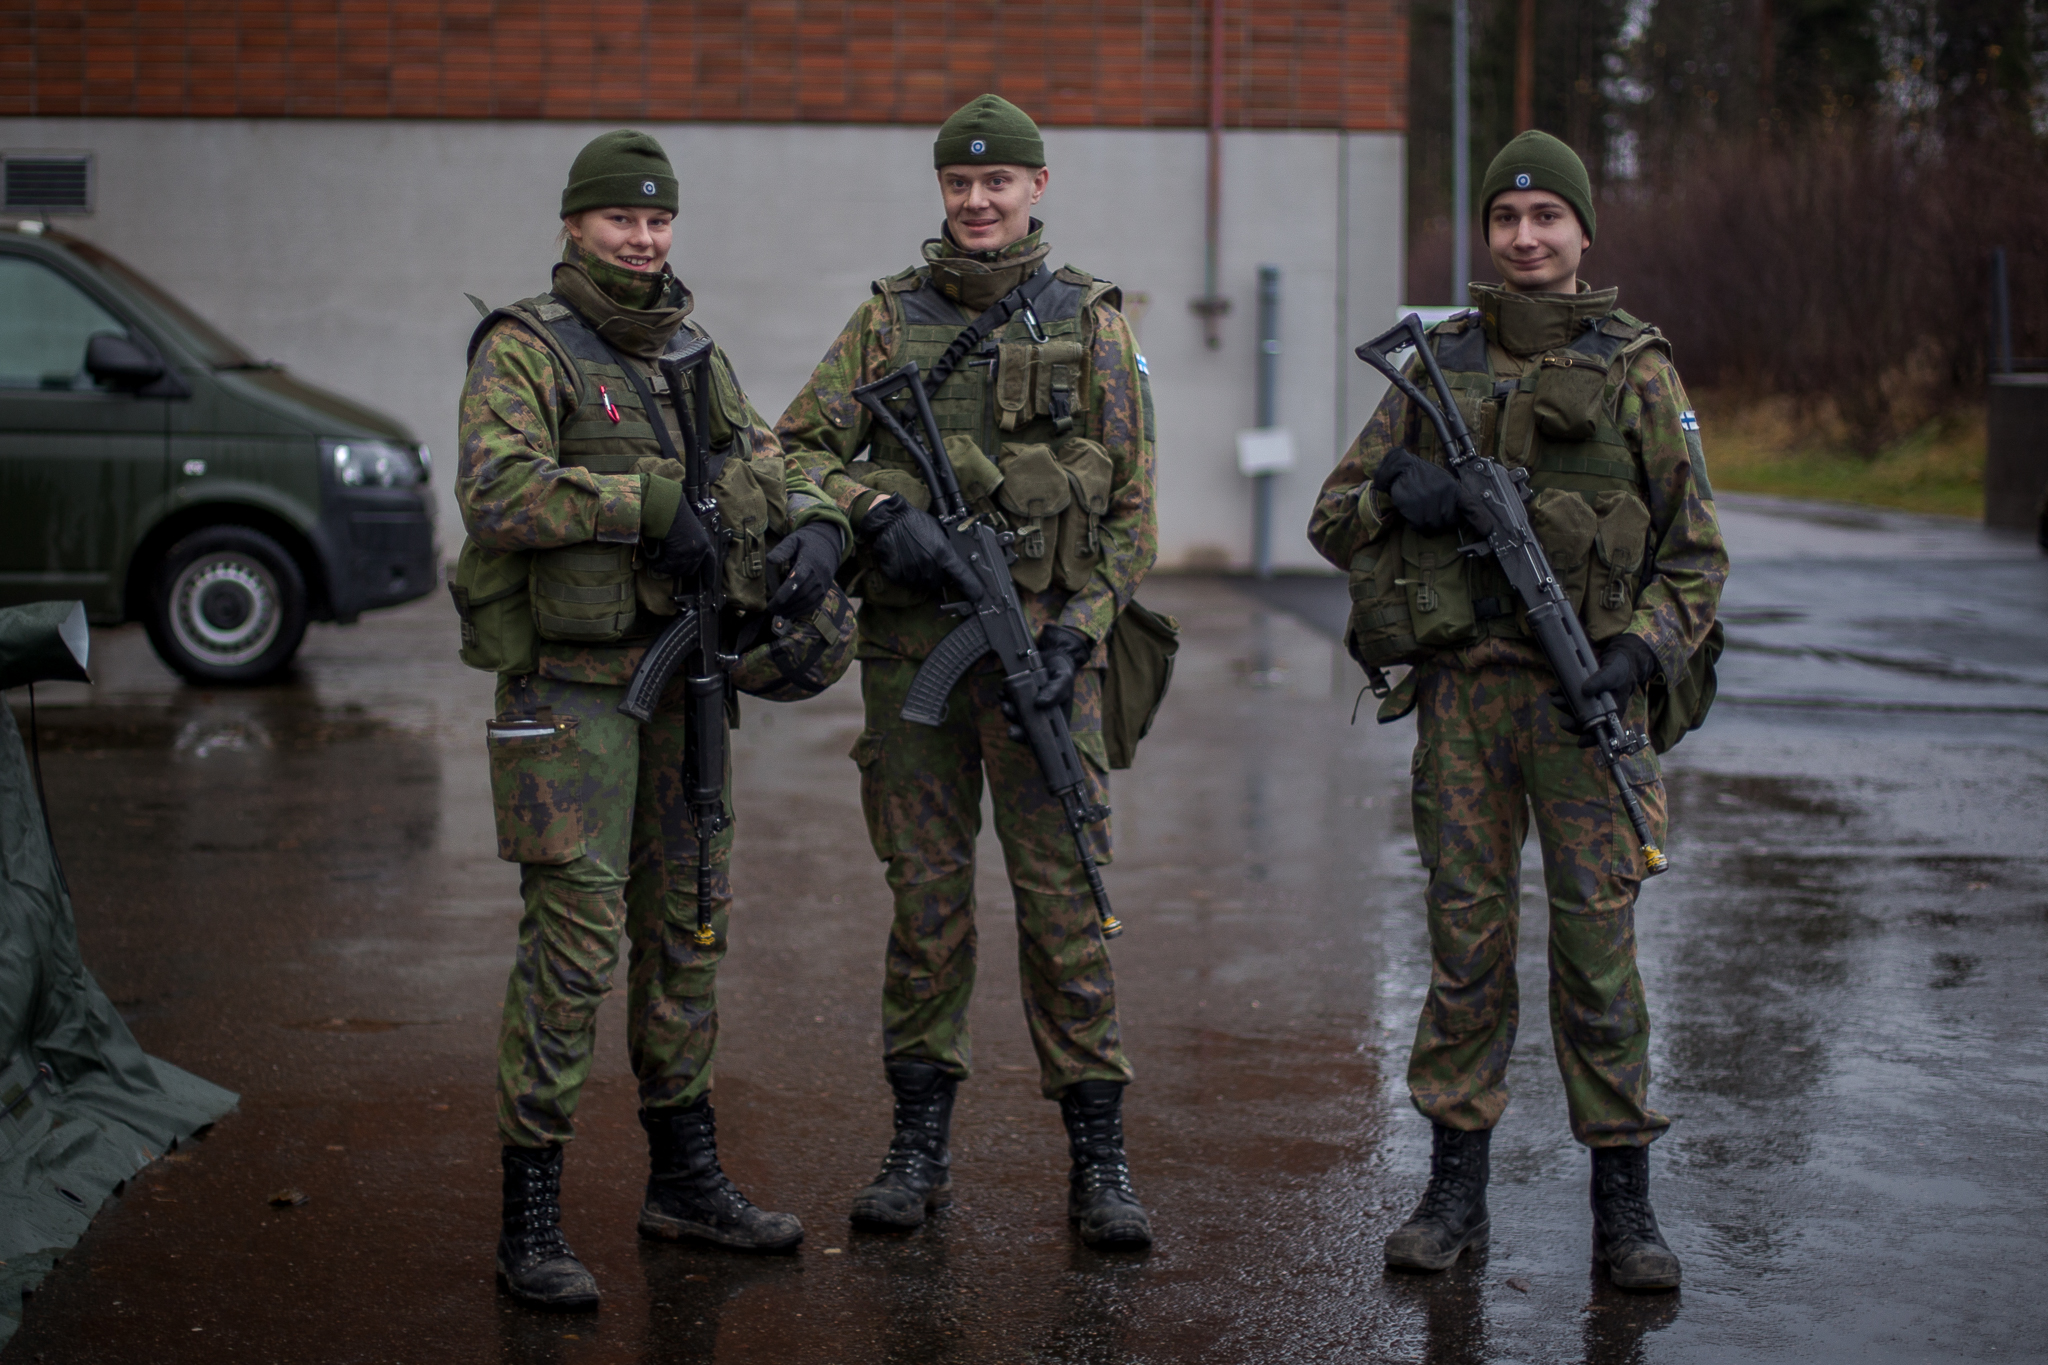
[{"left": 11, "top": 695, "right": 387, "bottom": 754}]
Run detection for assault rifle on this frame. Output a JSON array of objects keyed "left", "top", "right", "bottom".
[
  {"left": 851, "top": 362, "right": 1125, "bottom": 938},
  {"left": 1356, "top": 313, "right": 1669, "bottom": 877},
  {"left": 617, "top": 334, "right": 733, "bottom": 944}
]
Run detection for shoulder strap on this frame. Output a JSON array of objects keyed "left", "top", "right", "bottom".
[
  {"left": 923, "top": 264, "right": 1059, "bottom": 395},
  {"left": 556, "top": 300, "right": 702, "bottom": 479}
]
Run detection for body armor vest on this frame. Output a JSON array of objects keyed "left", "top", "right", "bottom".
[
  {"left": 854, "top": 263, "right": 1121, "bottom": 606},
  {"left": 1347, "top": 307, "right": 1670, "bottom": 667},
  {"left": 459, "top": 295, "right": 792, "bottom": 645}
]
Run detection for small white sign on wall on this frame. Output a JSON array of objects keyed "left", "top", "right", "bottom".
[{"left": 1236, "top": 427, "right": 1296, "bottom": 476}]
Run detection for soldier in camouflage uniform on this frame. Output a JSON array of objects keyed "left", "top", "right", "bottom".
[
  {"left": 775, "top": 95, "right": 1158, "bottom": 1249},
  {"left": 1307, "top": 132, "right": 1726, "bottom": 1292},
  {"left": 457, "top": 131, "right": 854, "bottom": 1310}
]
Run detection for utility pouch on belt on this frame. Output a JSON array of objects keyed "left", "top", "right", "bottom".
[
  {"left": 996, "top": 442, "right": 1070, "bottom": 592},
  {"left": 1584, "top": 490, "right": 1653, "bottom": 640},
  {"left": 1344, "top": 539, "right": 1418, "bottom": 669},
  {"left": 1400, "top": 528, "right": 1480, "bottom": 650},
  {"left": 450, "top": 538, "right": 539, "bottom": 674},
  {"left": 1103, "top": 600, "right": 1180, "bottom": 769}
]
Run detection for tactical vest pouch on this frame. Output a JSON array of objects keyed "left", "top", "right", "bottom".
[
  {"left": 1103, "top": 600, "right": 1181, "bottom": 769},
  {"left": 944, "top": 434, "right": 1005, "bottom": 506},
  {"left": 1345, "top": 541, "right": 1417, "bottom": 668},
  {"left": 1523, "top": 488, "right": 1599, "bottom": 633},
  {"left": 996, "top": 442, "right": 1071, "bottom": 593},
  {"left": 995, "top": 339, "right": 1087, "bottom": 434},
  {"left": 1584, "top": 491, "right": 1653, "bottom": 640},
  {"left": 531, "top": 544, "right": 637, "bottom": 643},
  {"left": 450, "top": 538, "right": 539, "bottom": 674},
  {"left": 711, "top": 450, "right": 788, "bottom": 613},
  {"left": 1647, "top": 619, "right": 1724, "bottom": 753},
  {"left": 1052, "top": 437, "right": 1115, "bottom": 592},
  {"left": 1535, "top": 354, "right": 1613, "bottom": 441},
  {"left": 1400, "top": 529, "right": 1479, "bottom": 650}
]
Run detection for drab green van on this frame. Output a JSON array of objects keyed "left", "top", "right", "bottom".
[{"left": 0, "top": 220, "right": 436, "bottom": 682}]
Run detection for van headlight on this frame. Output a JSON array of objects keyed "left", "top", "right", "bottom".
[{"left": 324, "top": 438, "right": 426, "bottom": 488}]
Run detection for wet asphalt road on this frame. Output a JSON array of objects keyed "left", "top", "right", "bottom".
[{"left": 4, "top": 494, "right": 2045, "bottom": 1364}]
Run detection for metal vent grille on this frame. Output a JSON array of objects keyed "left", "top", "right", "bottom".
[{"left": 4, "top": 155, "right": 93, "bottom": 213}]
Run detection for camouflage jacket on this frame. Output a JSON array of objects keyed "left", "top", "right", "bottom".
[
  {"left": 1307, "top": 293, "right": 1727, "bottom": 684},
  {"left": 458, "top": 250, "right": 848, "bottom": 685},
  {"left": 774, "top": 230, "right": 1157, "bottom": 664}
]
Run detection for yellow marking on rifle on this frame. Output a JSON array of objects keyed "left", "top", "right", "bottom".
[
  {"left": 1642, "top": 844, "right": 1670, "bottom": 875},
  {"left": 693, "top": 925, "right": 717, "bottom": 948}
]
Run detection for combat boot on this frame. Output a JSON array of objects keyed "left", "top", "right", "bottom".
[
  {"left": 638, "top": 1098, "right": 804, "bottom": 1252},
  {"left": 497, "top": 1144, "right": 600, "bottom": 1310},
  {"left": 1059, "top": 1080, "right": 1153, "bottom": 1250},
  {"left": 850, "top": 1059, "right": 958, "bottom": 1230},
  {"left": 1384, "top": 1123, "right": 1490, "bottom": 1271},
  {"left": 1591, "top": 1144, "right": 1682, "bottom": 1291}
]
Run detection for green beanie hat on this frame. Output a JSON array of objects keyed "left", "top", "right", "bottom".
[
  {"left": 1480, "top": 130, "right": 1596, "bottom": 243},
  {"left": 934, "top": 94, "right": 1045, "bottom": 169},
  {"left": 561, "top": 130, "right": 679, "bottom": 217}
]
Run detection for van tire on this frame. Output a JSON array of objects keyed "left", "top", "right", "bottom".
[{"left": 145, "top": 526, "right": 310, "bottom": 684}]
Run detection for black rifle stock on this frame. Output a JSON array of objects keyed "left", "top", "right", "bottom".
[
  {"left": 616, "top": 334, "right": 734, "bottom": 945},
  {"left": 851, "top": 363, "right": 1124, "bottom": 938},
  {"left": 1355, "top": 313, "right": 1669, "bottom": 877}
]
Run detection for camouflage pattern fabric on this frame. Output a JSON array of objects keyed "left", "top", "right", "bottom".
[
  {"left": 489, "top": 672, "right": 736, "bottom": 1149},
  {"left": 1406, "top": 641, "right": 1670, "bottom": 1147},
  {"left": 852, "top": 660, "right": 1129, "bottom": 1099}
]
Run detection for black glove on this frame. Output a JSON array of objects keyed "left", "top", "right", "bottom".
[
  {"left": 765, "top": 522, "right": 842, "bottom": 619},
  {"left": 644, "top": 499, "right": 715, "bottom": 578},
  {"left": 862, "top": 497, "right": 984, "bottom": 602},
  {"left": 1000, "top": 625, "right": 1092, "bottom": 741},
  {"left": 1551, "top": 634, "right": 1659, "bottom": 744},
  {"left": 1371, "top": 447, "right": 1462, "bottom": 536}
]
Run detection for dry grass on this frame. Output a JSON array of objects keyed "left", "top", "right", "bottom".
[{"left": 1696, "top": 392, "right": 1985, "bottom": 519}]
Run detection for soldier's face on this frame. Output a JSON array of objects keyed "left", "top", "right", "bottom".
[
  {"left": 1487, "top": 191, "right": 1590, "bottom": 293},
  {"left": 565, "top": 207, "right": 674, "bottom": 273},
  {"left": 938, "top": 164, "right": 1050, "bottom": 254}
]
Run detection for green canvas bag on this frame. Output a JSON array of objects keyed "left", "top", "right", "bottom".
[
  {"left": 449, "top": 539, "right": 539, "bottom": 675},
  {"left": 1102, "top": 600, "right": 1180, "bottom": 770},
  {"left": 1647, "top": 619, "right": 1724, "bottom": 754}
]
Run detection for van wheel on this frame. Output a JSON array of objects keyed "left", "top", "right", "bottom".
[{"left": 145, "top": 526, "right": 309, "bottom": 684}]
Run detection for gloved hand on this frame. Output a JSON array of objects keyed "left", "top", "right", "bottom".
[
  {"left": 765, "top": 522, "right": 843, "bottom": 619},
  {"left": 1551, "top": 634, "right": 1660, "bottom": 744},
  {"left": 1001, "top": 625, "right": 1092, "bottom": 741},
  {"left": 1371, "top": 447, "right": 1463, "bottom": 536},
  {"left": 643, "top": 498, "right": 715, "bottom": 578},
  {"left": 862, "top": 497, "right": 984, "bottom": 602}
]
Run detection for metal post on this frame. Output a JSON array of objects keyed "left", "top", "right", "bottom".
[
  {"left": 1993, "top": 247, "right": 2013, "bottom": 375},
  {"left": 1452, "top": 0, "right": 1471, "bottom": 306},
  {"left": 1254, "top": 265, "right": 1280, "bottom": 579},
  {"left": 1191, "top": 0, "right": 1232, "bottom": 347}
]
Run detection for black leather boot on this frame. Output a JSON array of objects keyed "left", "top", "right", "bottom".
[
  {"left": 638, "top": 1098, "right": 803, "bottom": 1253},
  {"left": 1591, "top": 1144, "right": 1682, "bottom": 1291},
  {"left": 1384, "top": 1123, "right": 1491, "bottom": 1271},
  {"left": 850, "top": 1059, "right": 958, "bottom": 1230},
  {"left": 1059, "top": 1080, "right": 1152, "bottom": 1249},
  {"left": 497, "top": 1144, "right": 599, "bottom": 1310}
]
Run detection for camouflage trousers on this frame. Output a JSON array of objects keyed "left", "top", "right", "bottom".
[
  {"left": 486, "top": 673, "right": 736, "bottom": 1149},
  {"left": 853, "top": 659, "right": 1131, "bottom": 1100},
  {"left": 1407, "top": 655, "right": 1671, "bottom": 1148}
]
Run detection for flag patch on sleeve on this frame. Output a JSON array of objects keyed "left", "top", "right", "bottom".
[{"left": 1679, "top": 410, "right": 1699, "bottom": 431}]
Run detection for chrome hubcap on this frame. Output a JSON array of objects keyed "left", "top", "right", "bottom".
[{"left": 170, "top": 553, "right": 280, "bottom": 667}]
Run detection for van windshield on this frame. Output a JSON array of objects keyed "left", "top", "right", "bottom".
[{"left": 59, "top": 235, "right": 262, "bottom": 369}]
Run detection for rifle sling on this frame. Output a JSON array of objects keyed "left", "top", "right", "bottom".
[{"left": 923, "top": 264, "right": 1058, "bottom": 395}]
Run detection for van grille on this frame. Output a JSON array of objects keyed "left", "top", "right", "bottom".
[{"left": 4, "top": 155, "right": 92, "bottom": 213}]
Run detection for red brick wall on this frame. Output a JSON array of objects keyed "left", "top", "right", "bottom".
[{"left": 0, "top": 1, "right": 1405, "bottom": 131}]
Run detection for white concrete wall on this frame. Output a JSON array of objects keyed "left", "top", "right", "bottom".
[{"left": 1, "top": 118, "right": 1400, "bottom": 573}]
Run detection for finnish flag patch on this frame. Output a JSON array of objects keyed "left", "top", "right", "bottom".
[
  {"left": 1679, "top": 410, "right": 1699, "bottom": 431},
  {"left": 1136, "top": 354, "right": 1149, "bottom": 374}
]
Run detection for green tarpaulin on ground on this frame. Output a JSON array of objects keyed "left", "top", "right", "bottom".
[{"left": 0, "top": 603, "right": 237, "bottom": 1347}]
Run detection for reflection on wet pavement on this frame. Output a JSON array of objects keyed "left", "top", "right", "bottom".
[{"left": 5, "top": 494, "right": 2045, "bottom": 1363}]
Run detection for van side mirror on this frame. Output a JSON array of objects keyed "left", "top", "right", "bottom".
[{"left": 85, "top": 333, "right": 167, "bottom": 390}]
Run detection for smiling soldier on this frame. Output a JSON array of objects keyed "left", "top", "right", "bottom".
[
  {"left": 1308, "top": 130, "right": 1727, "bottom": 1290},
  {"left": 775, "top": 95, "right": 1158, "bottom": 1249}
]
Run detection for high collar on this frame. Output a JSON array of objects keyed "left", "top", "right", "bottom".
[
  {"left": 923, "top": 221, "right": 1052, "bottom": 312},
  {"left": 1468, "top": 280, "right": 1620, "bottom": 357},
  {"left": 552, "top": 244, "right": 694, "bottom": 359}
]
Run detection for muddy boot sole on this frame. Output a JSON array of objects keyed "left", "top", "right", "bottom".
[
  {"left": 637, "top": 1204, "right": 804, "bottom": 1253},
  {"left": 850, "top": 1180, "right": 952, "bottom": 1230},
  {"left": 1384, "top": 1217, "right": 1489, "bottom": 1272},
  {"left": 495, "top": 1250, "right": 601, "bottom": 1311}
]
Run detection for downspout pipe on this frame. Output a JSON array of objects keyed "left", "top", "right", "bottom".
[
  {"left": 1192, "top": 0, "right": 1231, "bottom": 347},
  {"left": 1253, "top": 265, "right": 1280, "bottom": 578}
]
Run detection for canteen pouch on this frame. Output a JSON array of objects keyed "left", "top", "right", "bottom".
[
  {"left": 1648, "top": 619, "right": 1724, "bottom": 754},
  {"left": 1534, "top": 354, "right": 1612, "bottom": 441},
  {"left": 1400, "top": 528, "right": 1479, "bottom": 650},
  {"left": 450, "top": 539, "right": 539, "bottom": 674},
  {"left": 996, "top": 442, "right": 1072, "bottom": 593},
  {"left": 530, "top": 543, "right": 636, "bottom": 644},
  {"left": 1103, "top": 599, "right": 1180, "bottom": 769},
  {"left": 1051, "top": 437, "right": 1115, "bottom": 592},
  {"left": 1344, "top": 540, "right": 1417, "bottom": 669},
  {"left": 1584, "top": 490, "right": 1653, "bottom": 640}
]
